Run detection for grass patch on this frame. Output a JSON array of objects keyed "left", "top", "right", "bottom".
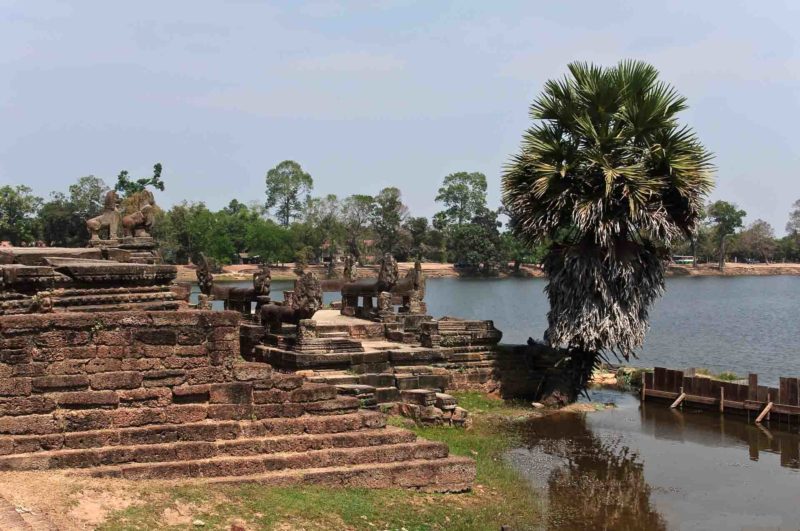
[
  {"left": 98, "top": 397, "right": 542, "bottom": 530},
  {"left": 695, "top": 368, "right": 741, "bottom": 381}
]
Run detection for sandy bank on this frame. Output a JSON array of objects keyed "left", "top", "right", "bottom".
[{"left": 175, "top": 261, "right": 800, "bottom": 283}]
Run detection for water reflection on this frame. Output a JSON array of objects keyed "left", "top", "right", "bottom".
[
  {"left": 640, "top": 403, "right": 800, "bottom": 469},
  {"left": 509, "top": 411, "right": 667, "bottom": 530},
  {"left": 508, "top": 392, "right": 800, "bottom": 529}
]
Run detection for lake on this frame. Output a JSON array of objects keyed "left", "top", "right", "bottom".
[
  {"left": 506, "top": 389, "right": 800, "bottom": 530},
  {"left": 202, "top": 275, "right": 800, "bottom": 384}
]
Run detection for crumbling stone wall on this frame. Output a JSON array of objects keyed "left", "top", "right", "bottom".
[{"left": 0, "top": 310, "right": 258, "bottom": 437}]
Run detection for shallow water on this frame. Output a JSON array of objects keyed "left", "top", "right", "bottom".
[
  {"left": 197, "top": 275, "right": 800, "bottom": 384},
  {"left": 506, "top": 389, "right": 800, "bottom": 530}
]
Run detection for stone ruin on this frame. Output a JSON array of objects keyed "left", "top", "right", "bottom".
[
  {"left": 200, "top": 253, "right": 533, "bottom": 427},
  {"left": 0, "top": 239, "right": 473, "bottom": 491},
  {"left": 85, "top": 189, "right": 161, "bottom": 264}
]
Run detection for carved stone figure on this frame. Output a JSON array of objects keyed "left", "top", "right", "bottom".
[
  {"left": 377, "top": 253, "right": 399, "bottom": 290},
  {"left": 343, "top": 254, "right": 357, "bottom": 282},
  {"left": 121, "top": 190, "right": 157, "bottom": 238},
  {"left": 196, "top": 253, "right": 214, "bottom": 296},
  {"left": 292, "top": 271, "right": 323, "bottom": 314},
  {"left": 260, "top": 272, "right": 322, "bottom": 333},
  {"left": 253, "top": 263, "right": 271, "bottom": 298},
  {"left": 86, "top": 190, "right": 122, "bottom": 241}
]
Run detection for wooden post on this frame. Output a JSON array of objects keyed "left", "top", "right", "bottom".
[
  {"left": 720, "top": 386, "right": 725, "bottom": 413},
  {"left": 670, "top": 387, "right": 686, "bottom": 409},
  {"left": 748, "top": 373, "right": 758, "bottom": 401},
  {"left": 641, "top": 372, "right": 646, "bottom": 401},
  {"left": 756, "top": 401, "right": 773, "bottom": 424}
]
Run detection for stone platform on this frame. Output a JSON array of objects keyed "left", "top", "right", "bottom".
[{"left": 0, "top": 310, "right": 474, "bottom": 491}]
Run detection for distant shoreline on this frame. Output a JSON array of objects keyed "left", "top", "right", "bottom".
[{"left": 176, "top": 261, "right": 800, "bottom": 283}]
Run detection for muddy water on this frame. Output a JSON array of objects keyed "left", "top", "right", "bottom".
[{"left": 506, "top": 390, "right": 800, "bottom": 530}]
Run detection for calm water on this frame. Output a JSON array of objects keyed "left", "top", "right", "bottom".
[
  {"left": 199, "top": 275, "right": 800, "bottom": 384},
  {"left": 507, "top": 390, "right": 800, "bottom": 530},
  {"left": 423, "top": 276, "right": 800, "bottom": 385}
]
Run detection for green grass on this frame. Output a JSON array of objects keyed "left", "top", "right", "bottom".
[
  {"left": 694, "top": 368, "right": 741, "bottom": 381},
  {"left": 97, "top": 396, "right": 542, "bottom": 531}
]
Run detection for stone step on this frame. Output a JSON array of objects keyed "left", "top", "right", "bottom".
[
  {"left": 85, "top": 440, "right": 450, "bottom": 480},
  {"left": 0, "top": 396, "right": 362, "bottom": 437},
  {"left": 0, "top": 426, "right": 416, "bottom": 471},
  {"left": 199, "top": 456, "right": 475, "bottom": 493},
  {"left": 0, "top": 411, "right": 386, "bottom": 456},
  {"left": 317, "top": 332, "right": 350, "bottom": 339}
]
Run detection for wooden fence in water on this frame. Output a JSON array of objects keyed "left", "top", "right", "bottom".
[{"left": 642, "top": 367, "right": 800, "bottom": 426}]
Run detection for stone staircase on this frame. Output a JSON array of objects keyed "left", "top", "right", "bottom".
[{"left": 0, "top": 311, "right": 475, "bottom": 492}]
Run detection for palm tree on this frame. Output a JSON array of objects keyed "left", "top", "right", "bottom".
[{"left": 503, "top": 61, "right": 714, "bottom": 400}]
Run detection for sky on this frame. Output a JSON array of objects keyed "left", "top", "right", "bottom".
[{"left": 1, "top": 0, "right": 798, "bottom": 233}]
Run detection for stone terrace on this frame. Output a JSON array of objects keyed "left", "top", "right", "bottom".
[{"left": 0, "top": 310, "right": 474, "bottom": 491}]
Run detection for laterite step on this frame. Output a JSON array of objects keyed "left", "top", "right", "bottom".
[
  {"left": 0, "top": 426, "right": 417, "bottom": 471},
  {"left": 0, "top": 411, "right": 386, "bottom": 456},
  {"left": 84, "top": 440, "right": 450, "bottom": 480},
  {"left": 200, "top": 457, "right": 476, "bottom": 493}
]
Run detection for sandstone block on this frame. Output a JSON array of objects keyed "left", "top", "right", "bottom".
[
  {"left": 273, "top": 375, "right": 304, "bottom": 391},
  {"left": 90, "top": 371, "right": 143, "bottom": 390},
  {"left": 118, "top": 388, "right": 172, "bottom": 408},
  {"left": 93, "top": 345, "right": 125, "bottom": 359},
  {"left": 253, "top": 389, "right": 288, "bottom": 404},
  {"left": 55, "top": 391, "right": 120, "bottom": 408},
  {"left": 176, "top": 328, "right": 206, "bottom": 345},
  {"left": 209, "top": 382, "right": 252, "bottom": 404},
  {"left": 57, "top": 410, "right": 113, "bottom": 432},
  {"left": 0, "top": 396, "right": 56, "bottom": 416},
  {"left": 46, "top": 360, "right": 86, "bottom": 375},
  {"left": 290, "top": 384, "right": 337, "bottom": 403},
  {"left": 400, "top": 389, "right": 436, "bottom": 407},
  {"left": 0, "top": 378, "right": 32, "bottom": 396},
  {"left": 92, "top": 330, "right": 130, "bottom": 346},
  {"left": 172, "top": 385, "right": 211, "bottom": 403},
  {"left": 84, "top": 358, "right": 123, "bottom": 374},
  {"left": 134, "top": 329, "right": 177, "bottom": 345},
  {"left": 0, "top": 414, "right": 58, "bottom": 435},
  {"left": 142, "top": 369, "right": 186, "bottom": 388},
  {"left": 32, "top": 375, "right": 88, "bottom": 392},
  {"left": 186, "top": 367, "right": 227, "bottom": 385},
  {"left": 233, "top": 363, "right": 273, "bottom": 382},
  {"left": 0, "top": 349, "right": 30, "bottom": 365}
]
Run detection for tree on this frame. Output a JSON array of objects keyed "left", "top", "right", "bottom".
[
  {"left": 787, "top": 199, "right": 800, "bottom": 236},
  {"left": 265, "top": 160, "right": 313, "bottom": 226},
  {"left": 449, "top": 208, "right": 504, "bottom": 274},
  {"left": 342, "top": 194, "right": 375, "bottom": 261},
  {"left": 38, "top": 193, "right": 83, "bottom": 246},
  {"left": 736, "top": 219, "right": 776, "bottom": 263},
  {"left": 370, "top": 187, "right": 408, "bottom": 255},
  {"left": 706, "top": 200, "right": 745, "bottom": 269},
  {"left": 404, "top": 216, "right": 430, "bottom": 259},
  {"left": 434, "top": 172, "right": 488, "bottom": 226},
  {"left": 0, "top": 185, "right": 43, "bottom": 245},
  {"left": 114, "top": 163, "right": 164, "bottom": 196},
  {"left": 503, "top": 60, "right": 714, "bottom": 401}
]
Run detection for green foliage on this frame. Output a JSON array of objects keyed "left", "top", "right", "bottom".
[
  {"left": 503, "top": 60, "right": 714, "bottom": 360},
  {"left": 0, "top": 185, "right": 43, "bottom": 245},
  {"left": 786, "top": 199, "right": 800, "bottom": 235},
  {"left": 435, "top": 171, "right": 488, "bottom": 226},
  {"left": 156, "top": 202, "right": 234, "bottom": 264},
  {"left": 265, "top": 160, "right": 313, "bottom": 226},
  {"left": 114, "top": 163, "right": 164, "bottom": 196},
  {"left": 449, "top": 208, "right": 504, "bottom": 274},
  {"left": 370, "top": 187, "right": 408, "bottom": 254},
  {"left": 38, "top": 176, "right": 110, "bottom": 246}
]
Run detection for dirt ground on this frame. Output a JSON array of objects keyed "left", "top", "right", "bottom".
[{"left": 175, "top": 261, "right": 800, "bottom": 283}]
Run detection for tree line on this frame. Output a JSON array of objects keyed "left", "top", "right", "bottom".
[{"left": 2, "top": 162, "right": 799, "bottom": 269}]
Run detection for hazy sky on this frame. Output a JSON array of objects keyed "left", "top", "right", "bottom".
[{"left": 1, "top": 1, "right": 798, "bottom": 233}]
